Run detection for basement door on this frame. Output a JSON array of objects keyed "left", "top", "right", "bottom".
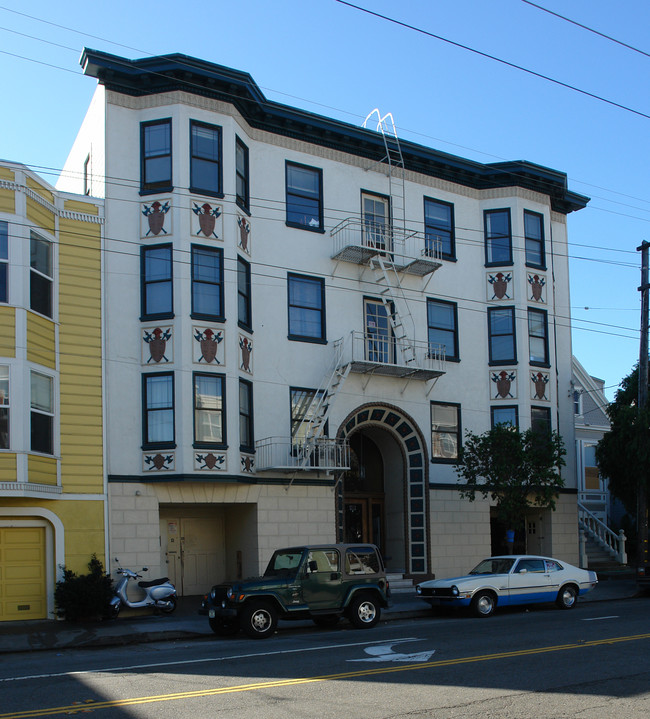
[{"left": 161, "top": 516, "right": 225, "bottom": 596}]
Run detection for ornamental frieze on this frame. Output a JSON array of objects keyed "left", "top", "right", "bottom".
[
  {"left": 490, "top": 370, "right": 517, "bottom": 399},
  {"left": 527, "top": 273, "right": 546, "bottom": 303},
  {"left": 237, "top": 215, "right": 251, "bottom": 255},
  {"left": 141, "top": 199, "right": 171, "bottom": 237},
  {"left": 143, "top": 452, "right": 175, "bottom": 471},
  {"left": 192, "top": 199, "right": 222, "bottom": 239},
  {"left": 487, "top": 271, "right": 513, "bottom": 301},
  {"left": 142, "top": 326, "right": 173, "bottom": 364},
  {"left": 193, "top": 326, "right": 225, "bottom": 365},
  {"left": 531, "top": 371, "right": 550, "bottom": 400},
  {"left": 194, "top": 452, "right": 226, "bottom": 471}
]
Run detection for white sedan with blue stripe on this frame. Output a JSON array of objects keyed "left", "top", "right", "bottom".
[{"left": 416, "top": 555, "right": 598, "bottom": 617}]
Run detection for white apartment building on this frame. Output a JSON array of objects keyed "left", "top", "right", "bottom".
[{"left": 58, "top": 49, "right": 589, "bottom": 592}]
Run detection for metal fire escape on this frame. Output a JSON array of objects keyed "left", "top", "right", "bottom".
[{"left": 255, "top": 111, "right": 445, "bottom": 475}]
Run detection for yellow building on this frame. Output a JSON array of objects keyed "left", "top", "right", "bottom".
[{"left": 0, "top": 161, "right": 105, "bottom": 621}]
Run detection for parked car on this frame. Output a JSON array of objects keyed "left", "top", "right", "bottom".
[
  {"left": 200, "top": 544, "right": 390, "bottom": 638},
  {"left": 416, "top": 555, "right": 598, "bottom": 617}
]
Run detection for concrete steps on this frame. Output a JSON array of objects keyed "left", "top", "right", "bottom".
[{"left": 387, "top": 572, "right": 416, "bottom": 594}]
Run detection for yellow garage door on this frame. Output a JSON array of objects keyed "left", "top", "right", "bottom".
[{"left": 0, "top": 527, "right": 47, "bottom": 621}]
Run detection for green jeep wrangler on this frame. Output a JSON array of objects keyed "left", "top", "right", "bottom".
[{"left": 200, "top": 544, "right": 391, "bottom": 639}]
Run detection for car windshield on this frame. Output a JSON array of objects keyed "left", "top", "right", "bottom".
[
  {"left": 469, "top": 558, "right": 516, "bottom": 575},
  {"left": 263, "top": 549, "right": 305, "bottom": 578}
]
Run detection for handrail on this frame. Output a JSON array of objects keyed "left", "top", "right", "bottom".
[{"left": 577, "top": 501, "right": 627, "bottom": 564}]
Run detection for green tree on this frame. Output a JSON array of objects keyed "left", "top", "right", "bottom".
[
  {"left": 455, "top": 424, "right": 566, "bottom": 532},
  {"left": 595, "top": 365, "right": 650, "bottom": 515}
]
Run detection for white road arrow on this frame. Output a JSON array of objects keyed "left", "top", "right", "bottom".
[{"left": 348, "top": 642, "right": 435, "bottom": 663}]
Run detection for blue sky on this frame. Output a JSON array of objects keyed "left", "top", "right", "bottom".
[{"left": 2, "top": 0, "right": 648, "bottom": 399}]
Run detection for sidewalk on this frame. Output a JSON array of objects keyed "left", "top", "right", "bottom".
[{"left": 0, "top": 574, "right": 640, "bottom": 655}]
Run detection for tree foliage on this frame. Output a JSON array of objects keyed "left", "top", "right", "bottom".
[
  {"left": 595, "top": 364, "right": 650, "bottom": 515},
  {"left": 455, "top": 424, "right": 566, "bottom": 529}
]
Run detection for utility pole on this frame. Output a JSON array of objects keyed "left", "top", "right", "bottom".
[{"left": 637, "top": 240, "right": 649, "bottom": 586}]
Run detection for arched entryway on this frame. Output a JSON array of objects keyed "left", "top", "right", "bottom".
[{"left": 336, "top": 403, "right": 429, "bottom": 575}]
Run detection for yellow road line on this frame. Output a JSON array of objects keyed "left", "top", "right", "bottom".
[{"left": 3, "top": 632, "right": 649, "bottom": 719}]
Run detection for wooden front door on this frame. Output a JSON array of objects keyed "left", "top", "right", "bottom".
[{"left": 344, "top": 497, "right": 385, "bottom": 555}]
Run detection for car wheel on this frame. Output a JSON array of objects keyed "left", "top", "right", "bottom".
[
  {"left": 241, "top": 601, "right": 278, "bottom": 639},
  {"left": 348, "top": 594, "right": 381, "bottom": 629},
  {"left": 312, "top": 614, "right": 340, "bottom": 628},
  {"left": 209, "top": 617, "right": 240, "bottom": 636},
  {"left": 470, "top": 590, "right": 496, "bottom": 618},
  {"left": 157, "top": 596, "right": 177, "bottom": 614},
  {"left": 556, "top": 584, "right": 578, "bottom": 609}
]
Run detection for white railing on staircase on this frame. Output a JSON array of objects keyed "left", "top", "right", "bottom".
[{"left": 578, "top": 502, "right": 627, "bottom": 564}]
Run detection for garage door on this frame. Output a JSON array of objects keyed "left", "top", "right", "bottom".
[{"left": 0, "top": 527, "right": 47, "bottom": 621}]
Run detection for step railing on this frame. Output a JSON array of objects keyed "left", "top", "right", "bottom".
[{"left": 578, "top": 502, "right": 627, "bottom": 564}]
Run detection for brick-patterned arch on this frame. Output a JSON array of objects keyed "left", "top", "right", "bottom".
[{"left": 336, "top": 403, "right": 430, "bottom": 575}]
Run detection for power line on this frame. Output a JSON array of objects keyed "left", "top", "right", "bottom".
[
  {"left": 520, "top": 0, "right": 650, "bottom": 59},
  {"left": 335, "top": 0, "right": 650, "bottom": 121},
  {"left": 2, "top": 9, "right": 650, "bottom": 221}
]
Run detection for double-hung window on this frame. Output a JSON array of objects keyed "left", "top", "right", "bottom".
[
  {"left": 0, "top": 221, "right": 7, "bottom": 303},
  {"left": 192, "top": 245, "right": 224, "bottom": 320},
  {"left": 291, "top": 387, "right": 327, "bottom": 442},
  {"left": 141, "top": 119, "right": 172, "bottom": 193},
  {"left": 488, "top": 307, "right": 516, "bottom": 364},
  {"left": 484, "top": 209, "right": 512, "bottom": 265},
  {"left": 491, "top": 405, "right": 518, "bottom": 428},
  {"left": 524, "top": 210, "right": 545, "bottom": 268},
  {"left": 239, "top": 379, "right": 254, "bottom": 452},
  {"left": 190, "top": 120, "right": 222, "bottom": 197},
  {"left": 430, "top": 401, "right": 460, "bottom": 461},
  {"left": 235, "top": 137, "right": 250, "bottom": 212},
  {"left": 0, "top": 365, "right": 8, "bottom": 449},
  {"left": 528, "top": 308, "right": 549, "bottom": 365},
  {"left": 531, "top": 406, "right": 551, "bottom": 436},
  {"left": 424, "top": 197, "right": 455, "bottom": 259},
  {"left": 237, "top": 256, "right": 252, "bottom": 330},
  {"left": 288, "top": 273, "right": 326, "bottom": 342},
  {"left": 143, "top": 372, "right": 175, "bottom": 449},
  {"left": 31, "top": 371, "right": 53, "bottom": 455},
  {"left": 285, "top": 162, "right": 323, "bottom": 231},
  {"left": 30, "top": 232, "right": 53, "bottom": 318},
  {"left": 427, "top": 298, "right": 458, "bottom": 361},
  {"left": 193, "top": 372, "right": 225, "bottom": 447},
  {"left": 141, "top": 244, "right": 173, "bottom": 319}
]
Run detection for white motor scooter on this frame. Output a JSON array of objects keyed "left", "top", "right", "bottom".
[{"left": 108, "top": 564, "right": 177, "bottom": 618}]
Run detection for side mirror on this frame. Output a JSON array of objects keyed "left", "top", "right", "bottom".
[
  {"left": 308, "top": 560, "right": 318, "bottom": 573},
  {"left": 518, "top": 568, "right": 528, "bottom": 574}
]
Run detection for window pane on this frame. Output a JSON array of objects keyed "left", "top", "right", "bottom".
[
  {"left": 238, "top": 258, "right": 251, "bottom": 326},
  {"left": 31, "top": 372, "right": 52, "bottom": 412},
  {"left": 143, "top": 246, "right": 172, "bottom": 317},
  {"left": 145, "top": 374, "right": 173, "bottom": 445},
  {"left": 528, "top": 310, "right": 547, "bottom": 363},
  {"left": 145, "top": 123, "right": 170, "bottom": 157},
  {"left": 191, "top": 158, "right": 220, "bottom": 193},
  {"left": 192, "top": 125, "right": 219, "bottom": 160},
  {"left": 288, "top": 165, "right": 319, "bottom": 195},
  {"left": 431, "top": 403, "right": 459, "bottom": 460},
  {"left": 492, "top": 406, "right": 517, "bottom": 427},
  {"left": 0, "top": 265, "right": 7, "bottom": 304},
  {"left": 0, "top": 221, "right": 7, "bottom": 259},
  {"left": 239, "top": 381, "right": 252, "bottom": 448},
  {"left": 286, "top": 163, "right": 321, "bottom": 229},
  {"left": 485, "top": 210, "right": 511, "bottom": 264},
  {"left": 424, "top": 199, "right": 453, "bottom": 256},
  {"left": 192, "top": 247, "right": 222, "bottom": 317},
  {"left": 531, "top": 407, "right": 551, "bottom": 435},
  {"left": 31, "top": 412, "right": 53, "bottom": 454},
  {"left": 143, "top": 121, "right": 172, "bottom": 190},
  {"left": 525, "top": 212, "right": 544, "bottom": 266},
  {"left": 288, "top": 275, "right": 323, "bottom": 339},
  {"left": 194, "top": 374, "right": 223, "bottom": 444},
  {"left": 144, "top": 156, "right": 172, "bottom": 186},
  {"left": 30, "top": 234, "right": 52, "bottom": 276}
]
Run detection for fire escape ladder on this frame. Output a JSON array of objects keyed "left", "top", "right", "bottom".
[
  {"left": 371, "top": 253, "right": 417, "bottom": 366},
  {"left": 363, "top": 109, "right": 406, "bottom": 235},
  {"left": 292, "top": 338, "right": 352, "bottom": 478}
]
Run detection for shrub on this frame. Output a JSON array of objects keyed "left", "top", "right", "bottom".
[{"left": 54, "top": 554, "right": 113, "bottom": 621}]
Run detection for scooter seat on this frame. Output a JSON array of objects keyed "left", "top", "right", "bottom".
[{"left": 138, "top": 577, "right": 170, "bottom": 588}]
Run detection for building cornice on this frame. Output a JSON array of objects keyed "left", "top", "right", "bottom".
[{"left": 82, "top": 48, "right": 589, "bottom": 215}]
